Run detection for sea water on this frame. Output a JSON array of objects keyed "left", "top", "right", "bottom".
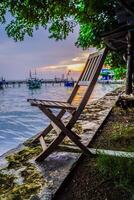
[{"left": 0, "top": 83, "right": 120, "bottom": 155}]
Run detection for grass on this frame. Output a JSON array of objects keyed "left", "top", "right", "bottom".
[
  {"left": 109, "top": 121, "right": 134, "bottom": 152},
  {"left": 110, "top": 123, "right": 134, "bottom": 140},
  {"left": 97, "top": 154, "right": 134, "bottom": 195},
  {"left": 92, "top": 104, "right": 134, "bottom": 152}
]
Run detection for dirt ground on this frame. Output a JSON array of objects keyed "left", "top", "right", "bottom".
[{"left": 53, "top": 156, "right": 133, "bottom": 200}]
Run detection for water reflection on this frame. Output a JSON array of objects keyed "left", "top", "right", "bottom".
[
  {"left": 0, "top": 83, "right": 121, "bottom": 155},
  {"left": 72, "top": 84, "right": 120, "bottom": 106}
]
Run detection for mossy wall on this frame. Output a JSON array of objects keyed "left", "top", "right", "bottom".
[{"left": 0, "top": 145, "right": 46, "bottom": 200}]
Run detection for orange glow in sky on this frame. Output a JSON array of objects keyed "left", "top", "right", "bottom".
[
  {"left": 37, "top": 63, "right": 84, "bottom": 72},
  {"left": 34, "top": 50, "right": 95, "bottom": 79},
  {"left": 37, "top": 52, "right": 88, "bottom": 74},
  {"left": 67, "top": 63, "right": 84, "bottom": 72}
]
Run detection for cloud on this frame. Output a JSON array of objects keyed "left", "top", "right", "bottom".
[
  {"left": 0, "top": 23, "right": 96, "bottom": 80},
  {"left": 37, "top": 65, "right": 67, "bottom": 72},
  {"left": 35, "top": 49, "right": 95, "bottom": 76}
]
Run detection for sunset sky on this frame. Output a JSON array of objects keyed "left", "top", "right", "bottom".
[{"left": 0, "top": 23, "right": 95, "bottom": 80}]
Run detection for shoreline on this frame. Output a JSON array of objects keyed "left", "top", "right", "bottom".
[{"left": 0, "top": 83, "right": 121, "bottom": 156}]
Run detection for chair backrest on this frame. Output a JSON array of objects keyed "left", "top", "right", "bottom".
[
  {"left": 67, "top": 48, "right": 108, "bottom": 125},
  {"left": 78, "top": 50, "right": 105, "bottom": 86}
]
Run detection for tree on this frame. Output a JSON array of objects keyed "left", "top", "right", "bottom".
[
  {"left": 0, "top": 1, "right": 119, "bottom": 44},
  {"left": 0, "top": 0, "right": 133, "bottom": 93}
]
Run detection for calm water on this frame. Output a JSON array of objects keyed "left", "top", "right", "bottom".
[{"left": 0, "top": 83, "right": 120, "bottom": 155}]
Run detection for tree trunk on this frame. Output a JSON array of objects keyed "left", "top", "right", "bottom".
[
  {"left": 133, "top": 71, "right": 134, "bottom": 84},
  {"left": 126, "top": 31, "right": 134, "bottom": 95}
]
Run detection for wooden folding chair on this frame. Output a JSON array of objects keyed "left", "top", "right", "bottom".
[{"left": 28, "top": 48, "right": 108, "bottom": 162}]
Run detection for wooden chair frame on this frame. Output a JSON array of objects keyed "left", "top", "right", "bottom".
[{"left": 28, "top": 48, "right": 108, "bottom": 162}]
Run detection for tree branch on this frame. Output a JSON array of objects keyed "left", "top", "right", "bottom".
[{"left": 118, "top": 0, "right": 134, "bottom": 18}]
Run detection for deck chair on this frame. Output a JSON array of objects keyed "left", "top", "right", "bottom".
[{"left": 28, "top": 48, "right": 108, "bottom": 162}]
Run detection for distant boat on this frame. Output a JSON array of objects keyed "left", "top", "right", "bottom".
[
  {"left": 0, "top": 77, "right": 5, "bottom": 89},
  {"left": 99, "top": 69, "right": 114, "bottom": 80},
  {"left": 64, "top": 70, "right": 75, "bottom": 87},
  {"left": 27, "top": 70, "right": 42, "bottom": 89},
  {"left": 28, "top": 78, "right": 42, "bottom": 89},
  {"left": 0, "top": 82, "right": 3, "bottom": 89},
  {"left": 64, "top": 80, "right": 74, "bottom": 87}
]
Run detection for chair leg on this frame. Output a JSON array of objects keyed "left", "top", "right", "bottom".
[
  {"left": 40, "top": 107, "right": 81, "bottom": 141},
  {"left": 32, "top": 109, "right": 66, "bottom": 143},
  {"left": 32, "top": 124, "right": 53, "bottom": 143},
  {"left": 39, "top": 136, "right": 47, "bottom": 151},
  {"left": 35, "top": 132, "right": 66, "bottom": 162},
  {"left": 51, "top": 120, "right": 81, "bottom": 140},
  {"left": 40, "top": 107, "right": 92, "bottom": 157}
]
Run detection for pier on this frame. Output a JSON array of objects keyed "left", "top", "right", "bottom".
[
  {"left": 1, "top": 79, "right": 75, "bottom": 88},
  {"left": 0, "top": 79, "right": 124, "bottom": 89}
]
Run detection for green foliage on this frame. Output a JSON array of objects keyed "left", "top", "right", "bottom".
[
  {"left": 113, "top": 67, "right": 126, "bottom": 80},
  {"left": 104, "top": 51, "right": 126, "bottom": 76},
  {"left": 75, "top": 23, "right": 102, "bottom": 49},
  {"left": 97, "top": 155, "right": 134, "bottom": 193},
  {"left": 105, "top": 51, "right": 126, "bottom": 68},
  {"left": 0, "top": 0, "right": 126, "bottom": 67},
  {"left": 0, "top": 0, "right": 118, "bottom": 43}
]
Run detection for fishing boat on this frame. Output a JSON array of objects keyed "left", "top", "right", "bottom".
[
  {"left": 28, "top": 78, "right": 42, "bottom": 89},
  {"left": 0, "top": 81, "right": 3, "bottom": 89},
  {"left": 64, "top": 80, "right": 74, "bottom": 87},
  {"left": 64, "top": 70, "right": 75, "bottom": 87},
  {"left": 0, "top": 77, "right": 5, "bottom": 89},
  {"left": 27, "top": 70, "right": 42, "bottom": 89}
]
